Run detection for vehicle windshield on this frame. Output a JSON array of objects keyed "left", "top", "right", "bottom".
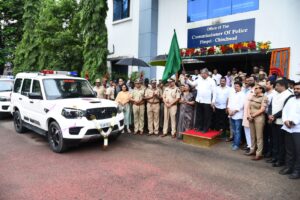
[
  {"left": 43, "top": 79, "right": 95, "bottom": 100},
  {"left": 0, "top": 80, "right": 13, "bottom": 92}
]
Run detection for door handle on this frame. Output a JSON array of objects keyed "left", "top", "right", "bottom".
[
  {"left": 19, "top": 98, "right": 22, "bottom": 100},
  {"left": 30, "top": 101, "right": 34, "bottom": 104}
]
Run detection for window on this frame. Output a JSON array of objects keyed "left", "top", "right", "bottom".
[
  {"left": 113, "top": 0, "right": 130, "bottom": 21},
  {"left": 187, "top": 0, "right": 259, "bottom": 23},
  {"left": 270, "top": 48, "right": 290, "bottom": 78},
  {"left": 14, "top": 79, "right": 22, "bottom": 93},
  {"left": 0, "top": 80, "right": 13, "bottom": 92},
  {"left": 32, "top": 80, "right": 42, "bottom": 97},
  {"left": 208, "top": 0, "right": 231, "bottom": 19},
  {"left": 21, "top": 79, "right": 32, "bottom": 96},
  {"left": 43, "top": 79, "right": 95, "bottom": 100}
]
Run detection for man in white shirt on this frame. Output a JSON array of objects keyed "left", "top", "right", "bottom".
[
  {"left": 187, "top": 68, "right": 216, "bottom": 133},
  {"left": 280, "top": 82, "right": 300, "bottom": 179},
  {"left": 242, "top": 77, "right": 255, "bottom": 153},
  {"left": 267, "top": 79, "right": 293, "bottom": 167},
  {"left": 212, "top": 77, "right": 230, "bottom": 136},
  {"left": 212, "top": 69, "right": 222, "bottom": 86},
  {"left": 263, "top": 80, "right": 277, "bottom": 157},
  {"left": 192, "top": 69, "right": 200, "bottom": 81},
  {"left": 227, "top": 81, "right": 246, "bottom": 150}
]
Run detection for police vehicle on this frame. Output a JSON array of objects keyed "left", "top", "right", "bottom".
[
  {"left": 11, "top": 70, "right": 124, "bottom": 153},
  {"left": 0, "top": 76, "right": 14, "bottom": 118}
]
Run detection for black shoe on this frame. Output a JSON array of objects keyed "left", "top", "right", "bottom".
[
  {"left": 266, "top": 158, "right": 277, "bottom": 163},
  {"left": 279, "top": 167, "right": 293, "bottom": 175},
  {"left": 272, "top": 162, "right": 284, "bottom": 167},
  {"left": 289, "top": 171, "right": 300, "bottom": 179},
  {"left": 264, "top": 152, "right": 272, "bottom": 158},
  {"left": 244, "top": 149, "right": 250, "bottom": 154},
  {"left": 243, "top": 146, "right": 249, "bottom": 151}
]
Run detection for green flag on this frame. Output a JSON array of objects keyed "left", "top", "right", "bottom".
[{"left": 162, "top": 30, "right": 182, "bottom": 82}]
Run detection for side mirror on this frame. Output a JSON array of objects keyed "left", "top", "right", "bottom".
[{"left": 28, "top": 92, "right": 43, "bottom": 100}]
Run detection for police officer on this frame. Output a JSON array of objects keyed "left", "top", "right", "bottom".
[
  {"left": 130, "top": 79, "right": 145, "bottom": 135},
  {"left": 93, "top": 78, "right": 106, "bottom": 99},
  {"left": 162, "top": 78, "right": 180, "bottom": 138},
  {"left": 145, "top": 79, "right": 162, "bottom": 136}
]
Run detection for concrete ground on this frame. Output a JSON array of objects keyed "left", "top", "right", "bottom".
[{"left": 0, "top": 117, "right": 299, "bottom": 200}]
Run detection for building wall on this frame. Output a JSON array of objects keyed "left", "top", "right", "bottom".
[
  {"left": 157, "top": 0, "right": 300, "bottom": 81},
  {"left": 106, "top": 0, "right": 140, "bottom": 67}
]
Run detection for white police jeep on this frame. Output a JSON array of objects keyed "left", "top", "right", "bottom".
[
  {"left": 0, "top": 76, "right": 14, "bottom": 118},
  {"left": 11, "top": 71, "right": 124, "bottom": 153}
]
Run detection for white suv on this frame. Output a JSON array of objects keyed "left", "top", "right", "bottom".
[
  {"left": 11, "top": 72, "right": 124, "bottom": 153},
  {"left": 0, "top": 76, "right": 14, "bottom": 118}
]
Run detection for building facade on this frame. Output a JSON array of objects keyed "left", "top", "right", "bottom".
[{"left": 106, "top": 0, "right": 300, "bottom": 81}]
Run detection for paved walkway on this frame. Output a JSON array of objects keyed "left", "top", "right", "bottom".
[{"left": 0, "top": 118, "right": 299, "bottom": 200}]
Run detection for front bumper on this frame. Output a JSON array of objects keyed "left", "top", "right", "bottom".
[{"left": 59, "top": 114, "right": 124, "bottom": 139}]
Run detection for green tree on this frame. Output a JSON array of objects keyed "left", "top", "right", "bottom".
[
  {"left": 13, "top": 0, "right": 41, "bottom": 74},
  {"left": 80, "top": 0, "right": 108, "bottom": 82},
  {"left": 36, "top": 0, "right": 83, "bottom": 72},
  {"left": 0, "top": 0, "right": 24, "bottom": 73}
]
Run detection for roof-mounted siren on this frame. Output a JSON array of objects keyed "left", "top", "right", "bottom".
[
  {"left": 40, "top": 70, "right": 78, "bottom": 77},
  {"left": 0, "top": 75, "right": 14, "bottom": 79}
]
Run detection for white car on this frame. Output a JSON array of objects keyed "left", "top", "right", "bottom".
[
  {"left": 11, "top": 71, "right": 124, "bottom": 153},
  {"left": 0, "top": 76, "right": 14, "bottom": 118}
]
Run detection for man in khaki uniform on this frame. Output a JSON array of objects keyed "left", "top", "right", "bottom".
[
  {"left": 162, "top": 78, "right": 180, "bottom": 138},
  {"left": 145, "top": 79, "right": 162, "bottom": 136},
  {"left": 130, "top": 79, "right": 145, "bottom": 134},
  {"left": 93, "top": 78, "right": 106, "bottom": 99}
]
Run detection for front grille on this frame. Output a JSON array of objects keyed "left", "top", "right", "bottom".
[
  {"left": 86, "top": 125, "right": 119, "bottom": 136},
  {"left": 2, "top": 106, "right": 9, "bottom": 110},
  {"left": 86, "top": 107, "right": 117, "bottom": 120}
]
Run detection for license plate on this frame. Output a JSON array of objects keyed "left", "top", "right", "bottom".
[{"left": 100, "top": 122, "right": 111, "bottom": 128}]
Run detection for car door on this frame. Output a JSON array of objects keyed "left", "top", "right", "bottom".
[
  {"left": 27, "top": 80, "right": 45, "bottom": 128},
  {"left": 19, "top": 79, "right": 32, "bottom": 124}
]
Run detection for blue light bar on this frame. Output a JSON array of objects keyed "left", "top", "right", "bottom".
[{"left": 68, "top": 71, "right": 78, "bottom": 77}]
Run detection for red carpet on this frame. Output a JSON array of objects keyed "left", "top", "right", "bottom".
[{"left": 183, "top": 130, "right": 221, "bottom": 139}]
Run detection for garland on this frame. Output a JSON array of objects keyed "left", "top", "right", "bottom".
[
  {"left": 180, "top": 41, "right": 271, "bottom": 57},
  {"left": 90, "top": 114, "right": 117, "bottom": 148}
]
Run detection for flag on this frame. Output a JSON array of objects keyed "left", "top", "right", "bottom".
[{"left": 162, "top": 30, "right": 182, "bottom": 82}]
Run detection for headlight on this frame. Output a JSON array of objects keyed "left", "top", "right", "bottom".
[
  {"left": 61, "top": 108, "right": 86, "bottom": 119},
  {"left": 0, "top": 96, "right": 10, "bottom": 102}
]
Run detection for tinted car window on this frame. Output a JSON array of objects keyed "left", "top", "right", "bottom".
[
  {"left": 0, "top": 80, "right": 13, "bottom": 92},
  {"left": 14, "top": 78, "right": 23, "bottom": 93},
  {"left": 21, "top": 79, "right": 32, "bottom": 96}
]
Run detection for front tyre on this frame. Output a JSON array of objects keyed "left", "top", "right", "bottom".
[
  {"left": 13, "top": 110, "right": 27, "bottom": 133},
  {"left": 48, "top": 121, "right": 67, "bottom": 153}
]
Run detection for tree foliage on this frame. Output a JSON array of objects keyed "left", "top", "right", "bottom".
[
  {"left": 36, "top": 0, "right": 83, "bottom": 72},
  {"left": 80, "top": 0, "right": 108, "bottom": 82},
  {"left": 13, "top": 0, "right": 40, "bottom": 74},
  {"left": 0, "top": 0, "right": 24, "bottom": 72},
  {"left": 7, "top": 0, "right": 108, "bottom": 77}
]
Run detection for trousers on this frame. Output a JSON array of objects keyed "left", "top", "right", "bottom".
[
  {"left": 271, "top": 124, "right": 285, "bottom": 163},
  {"left": 285, "top": 132, "right": 300, "bottom": 171},
  {"left": 249, "top": 115, "right": 265, "bottom": 156},
  {"left": 196, "top": 102, "right": 212, "bottom": 131},
  {"left": 147, "top": 103, "right": 160, "bottom": 135},
  {"left": 133, "top": 104, "right": 145, "bottom": 133},
  {"left": 163, "top": 105, "right": 177, "bottom": 135}
]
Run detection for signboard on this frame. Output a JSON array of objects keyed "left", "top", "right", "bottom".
[{"left": 188, "top": 18, "right": 255, "bottom": 48}]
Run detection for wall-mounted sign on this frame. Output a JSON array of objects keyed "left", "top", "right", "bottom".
[{"left": 188, "top": 18, "right": 255, "bottom": 48}]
